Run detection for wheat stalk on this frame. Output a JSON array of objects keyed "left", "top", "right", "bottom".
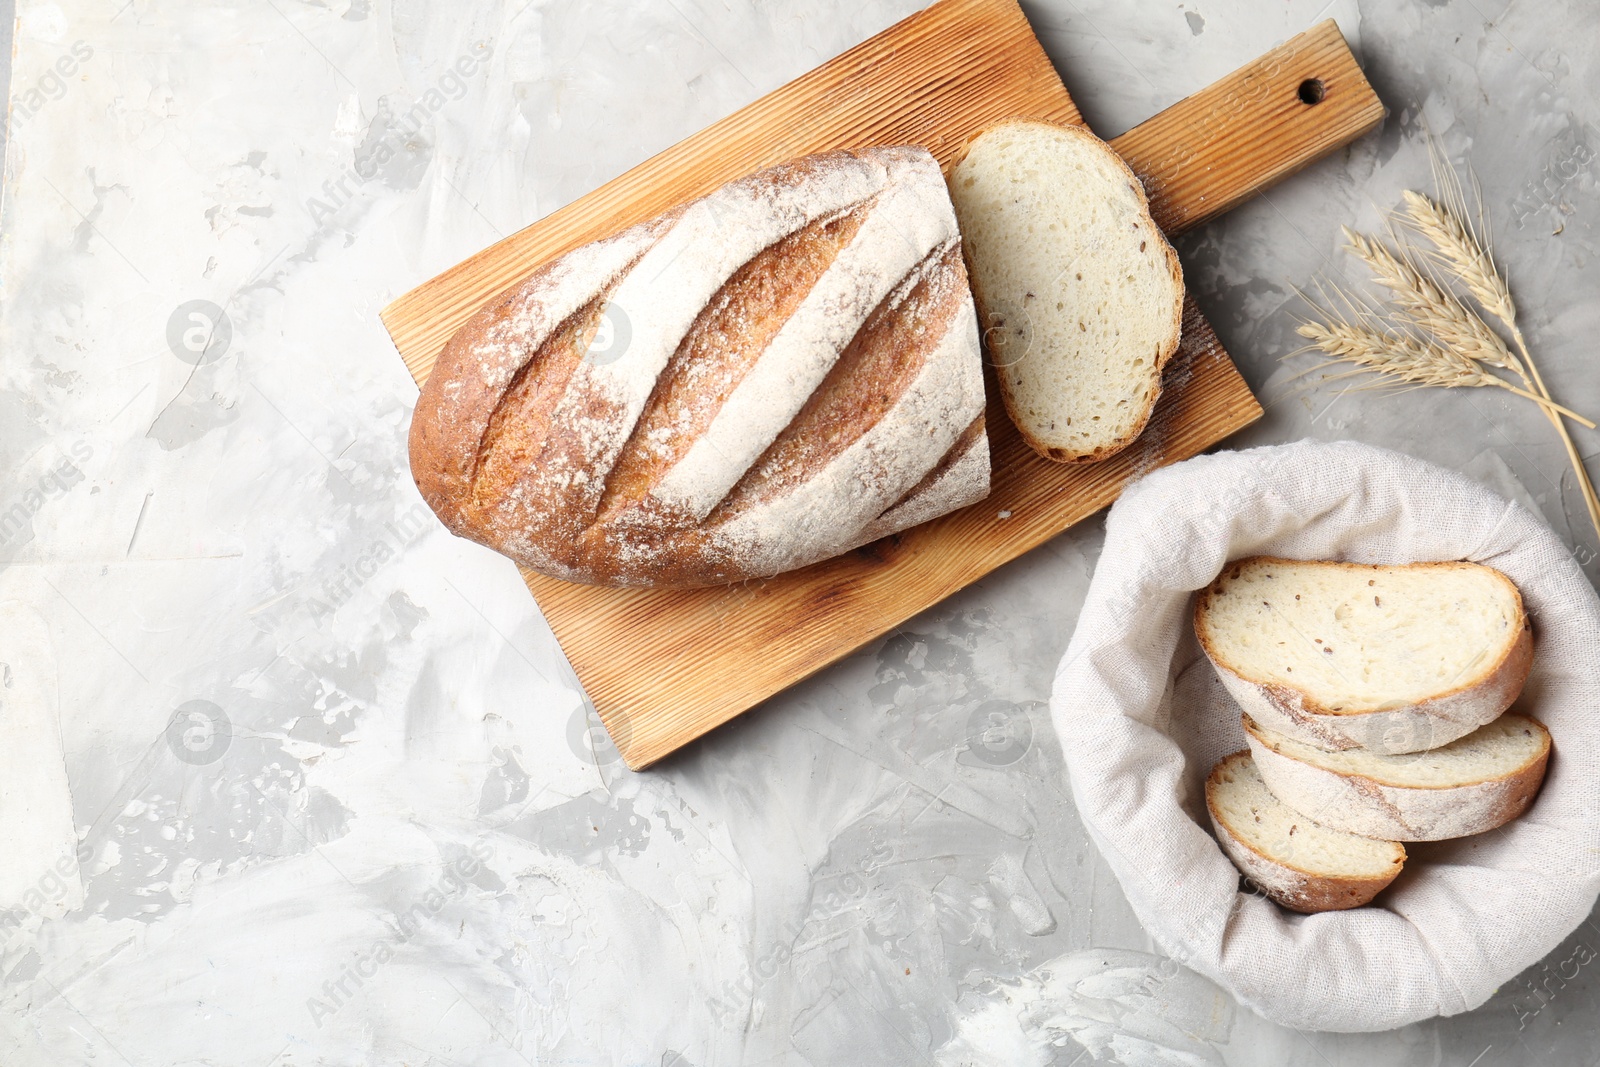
[
  {"left": 1295, "top": 142, "right": 1600, "bottom": 543},
  {"left": 1408, "top": 137, "right": 1516, "bottom": 321},
  {"left": 1400, "top": 190, "right": 1516, "bottom": 324},
  {"left": 1398, "top": 141, "right": 1600, "bottom": 538},
  {"left": 1341, "top": 227, "right": 1526, "bottom": 377},
  {"left": 1338, "top": 227, "right": 1594, "bottom": 431},
  {"left": 1294, "top": 319, "right": 1588, "bottom": 420}
]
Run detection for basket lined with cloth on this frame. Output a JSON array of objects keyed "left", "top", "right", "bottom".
[{"left": 1051, "top": 439, "right": 1600, "bottom": 1032}]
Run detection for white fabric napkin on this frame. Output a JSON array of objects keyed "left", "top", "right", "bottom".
[{"left": 1051, "top": 438, "right": 1600, "bottom": 1032}]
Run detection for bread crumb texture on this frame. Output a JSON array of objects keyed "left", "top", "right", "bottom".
[
  {"left": 949, "top": 119, "right": 1183, "bottom": 462},
  {"left": 1199, "top": 557, "right": 1525, "bottom": 712}
]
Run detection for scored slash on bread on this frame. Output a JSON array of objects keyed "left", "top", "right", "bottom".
[
  {"left": 1207, "top": 751, "right": 1405, "bottom": 913},
  {"left": 1243, "top": 712, "right": 1551, "bottom": 842},
  {"left": 1195, "top": 557, "right": 1533, "bottom": 754},
  {"left": 409, "top": 147, "right": 989, "bottom": 587},
  {"left": 948, "top": 119, "right": 1184, "bottom": 464}
]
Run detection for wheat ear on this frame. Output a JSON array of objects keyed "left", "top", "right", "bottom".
[
  {"left": 1345, "top": 229, "right": 1518, "bottom": 372},
  {"left": 1342, "top": 226, "right": 1594, "bottom": 429},
  {"left": 1294, "top": 281, "right": 1573, "bottom": 409},
  {"left": 1295, "top": 318, "right": 1589, "bottom": 419},
  {"left": 1401, "top": 149, "right": 1600, "bottom": 539}
]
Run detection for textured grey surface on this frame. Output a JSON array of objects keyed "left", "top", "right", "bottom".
[
  {"left": 0, "top": 0, "right": 1597, "bottom": 1064},
  {"left": 0, "top": 0, "right": 11, "bottom": 165}
]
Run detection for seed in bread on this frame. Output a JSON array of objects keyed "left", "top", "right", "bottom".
[
  {"left": 1195, "top": 557, "right": 1532, "bottom": 753},
  {"left": 948, "top": 119, "right": 1184, "bottom": 464},
  {"left": 1207, "top": 751, "right": 1405, "bottom": 913},
  {"left": 1243, "top": 713, "right": 1551, "bottom": 842}
]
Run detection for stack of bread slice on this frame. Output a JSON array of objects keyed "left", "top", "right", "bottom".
[{"left": 1194, "top": 557, "right": 1550, "bottom": 913}]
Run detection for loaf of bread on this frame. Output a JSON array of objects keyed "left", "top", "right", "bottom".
[
  {"left": 1243, "top": 712, "right": 1550, "bottom": 841},
  {"left": 949, "top": 119, "right": 1183, "bottom": 463},
  {"left": 409, "top": 147, "right": 989, "bottom": 587},
  {"left": 1195, "top": 557, "right": 1532, "bottom": 753},
  {"left": 1207, "top": 751, "right": 1405, "bottom": 913}
]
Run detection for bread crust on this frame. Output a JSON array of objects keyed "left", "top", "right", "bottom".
[
  {"left": 1243, "top": 714, "right": 1552, "bottom": 842},
  {"left": 408, "top": 147, "right": 989, "bottom": 587},
  {"left": 1194, "top": 557, "right": 1534, "bottom": 754},
  {"left": 950, "top": 118, "right": 1184, "bottom": 465},
  {"left": 1206, "top": 752, "right": 1404, "bottom": 913}
]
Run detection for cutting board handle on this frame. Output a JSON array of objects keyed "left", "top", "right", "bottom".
[{"left": 1109, "top": 20, "right": 1385, "bottom": 237}]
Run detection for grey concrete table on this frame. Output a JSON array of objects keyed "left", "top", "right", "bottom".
[{"left": 0, "top": 0, "right": 1595, "bottom": 1064}]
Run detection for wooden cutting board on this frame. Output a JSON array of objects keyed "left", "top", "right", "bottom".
[{"left": 381, "top": 0, "right": 1383, "bottom": 769}]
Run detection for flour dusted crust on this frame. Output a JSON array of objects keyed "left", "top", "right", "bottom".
[
  {"left": 1194, "top": 557, "right": 1534, "bottom": 753},
  {"left": 1206, "top": 752, "right": 1405, "bottom": 913},
  {"left": 1243, "top": 713, "right": 1552, "bottom": 842},
  {"left": 408, "top": 147, "right": 989, "bottom": 587}
]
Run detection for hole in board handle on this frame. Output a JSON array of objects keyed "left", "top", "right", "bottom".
[{"left": 1298, "top": 78, "right": 1326, "bottom": 105}]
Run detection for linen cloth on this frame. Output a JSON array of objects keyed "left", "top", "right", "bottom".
[{"left": 1051, "top": 439, "right": 1600, "bottom": 1031}]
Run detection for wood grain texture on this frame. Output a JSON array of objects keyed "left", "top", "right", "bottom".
[
  {"left": 379, "top": 0, "right": 1383, "bottom": 768},
  {"left": 1110, "top": 21, "right": 1387, "bottom": 235}
]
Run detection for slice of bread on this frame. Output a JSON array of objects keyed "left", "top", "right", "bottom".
[
  {"left": 1244, "top": 713, "right": 1551, "bottom": 842},
  {"left": 1207, "top": 751, "right": 1405, "bottom": 913},
  {"left": 948, "top": 119, "right": 1183, "bottom": 464},
  {"left": 1195, "top": 557, "right": 1532, "bottom": 753}
]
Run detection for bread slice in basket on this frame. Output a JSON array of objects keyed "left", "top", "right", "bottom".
[
  {"left": 1195, "top": 557, "right": 1533, "bottom": 753},
  {"left": 1207, "top": 751, "right": 1405, "bottom": 913},
  {"left": 948, "top": 119, "right": 1184, "bottom": 464},
  {"left": 1243, "top": 713, "right": 1551, "bottom": 842}
]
